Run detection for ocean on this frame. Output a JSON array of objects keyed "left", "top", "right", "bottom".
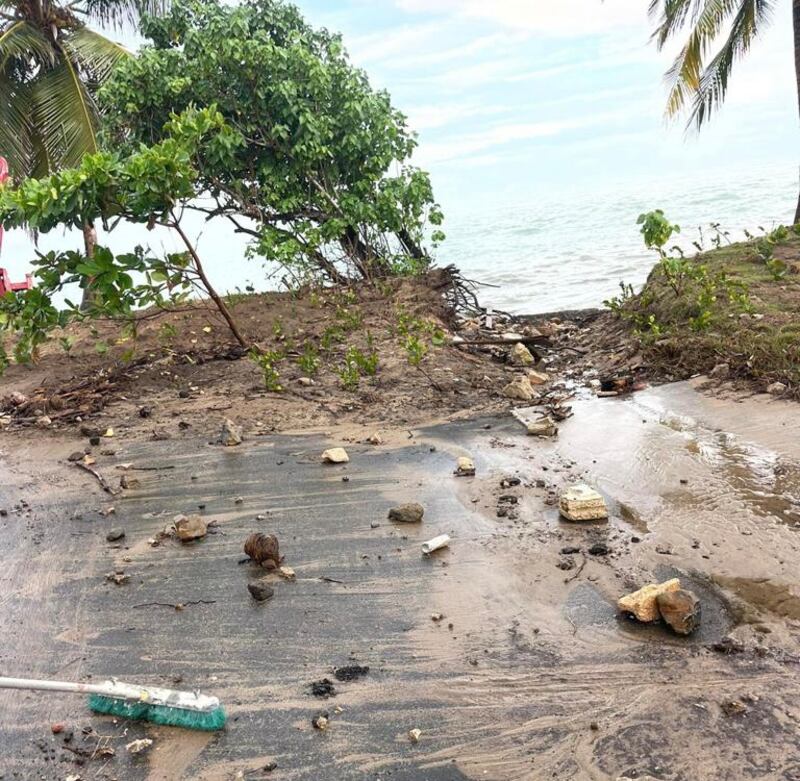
[
  {"left": 439, "top": 162, "right": 798, "bottom": 315},
  {"left": 1, "top": 162, "right": 796, "bottom": 315}
]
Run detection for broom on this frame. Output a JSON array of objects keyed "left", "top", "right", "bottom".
[{"left": 0, "top": 676, "right": 226, "bottom": 731}]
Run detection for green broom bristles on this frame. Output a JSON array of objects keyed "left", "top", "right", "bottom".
[{"left": 88, "top": 693, "right": 227, "bottom": 731}]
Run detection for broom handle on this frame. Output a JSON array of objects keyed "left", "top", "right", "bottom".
[{"left": 0, "top": 677, "right": 134, "bottom": 697}]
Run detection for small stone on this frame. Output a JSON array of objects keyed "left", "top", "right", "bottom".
[
  {"left": 125, "top": 738, "right": 153, "bottom": 754},
  {"left": 119, "top": 474, "right": 140, "bottom": 490},
  {"left": 455, "top": 456, "right": 475, "bottom": 476},
  {"left": 173, "top": 514, "right": 207, "bottom": 542},
  {"left": 234, "top": 496, "right": 244, "bottom": 504},
  {"left": 247, "top": 580, "right": 275, "bottom": 601},
  {"left": 525, "top": 416, "right": 558, "bottom": 437},
  {"left": 138, "top": 406, "right": 152, "bottom": 418},
  {"left": 89, "top": 436, "right": 101, "bottom": 446},
  {"left": 767, "top": 381, "right": 787, "bottom": 396},
  {"left": 51, "top": 723, "right": 65, "bottom": 734},
  {"left": 366, "top": 434, "right": 383, "bottom": 445},
  {"left": 559, "top": 484, "right": 608, "bottom": 521},
  {"left": 509, "top": 342, "right": 535, "bottom": 367},
  {"left": 503, "top": 377, "right": 537, "bottom": 402},
  {"left": 588, "top": 543, "right": 609, "bottom": 556},
  {"left": 217, "top": 418, "right": 243, "bottom": 446},
  {"left": 408, "top": 728, "right": 422, "bottom": 743},
  {"left": 67, "top": 451, "right": 84, "bottom": 462},
  {"left": 312, "top": 713, "right": 329, "bottom": 730},
  {"left": 709, "top": 363, "right": 730, "bottom": 380},
  {"left": 106, "top": 571, "right": 130, "bottom": 585},
  {"left": 388, "top": 503, "right": 424, "bottom": 523},
  {"left": 431, "top": 613, "right": 444, "bottom": 622},
  {"left": 322, "top": 447, "right": 349, "bottom": 464},
  {"left": 106, "top": 528, "right": 125, "bottom": 542},
  {"left": 103, "top": 428, "right": 114, "bottom": 438},
  {"left": 297, "top": 377, "right": 315, "bottom": 387},
  {"left": 526, "top": 369, "right": 550, "bottom": 385},
  {"left": 656, "top": 589, "right": 700, "bottom": 635},
  {"left": 560, "top": 546, "right": 581, "bottom": 555},
  {"left": 35, "top": 415, "right": 52, "bottom": 428},
  {"left": 618, "top": 578, "right": 681, "bottom": 623},
  {"left": 721, "top": 699, "right": 747, "bottom": 717},
  {"left": 9, "top": 391, "right": 27, "bottom": 406},
  {"left": 278, "top": 566, "right": 296, "bottom": 581}
]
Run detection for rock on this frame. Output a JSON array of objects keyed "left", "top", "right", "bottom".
[
  {"left": 138, "top": 405, "right": 152, "bottom": 418},
  {"left": 51, "top": 722, "right": 66, "bottom": 734},
  {"left": 767, "top": 381, "right": 787, "bottom": 396},
  {"left": 509, "top": 342, "right": 535, "bottom": 367},
  {"left": 720, "top": 699, "right": 747, "bottom": 717},
  {"left": 310, "top": 679, "right": 335, "bottom": 698},
  {"left": 119, "top": 474, "right": 140, "bottom": 490},
  {"left": 526, "top": 369, "right": 550, "bottom": 385},
  {"left": 588, "top": 543, "right": 610, "bottom": 556},
  {"left": 35, "top": 415, "right": 52, "bottom": 428},
  {"left": 297, "top": 377, "right": 315, "bottom": 386},
  {"left": 106, "top": 528, "right": 125, "bottom": 542},
  {"left": 321, "top": 447, "right": 349, "bottom": 464},
  {"left": 312, "top": 713, "right": 329, "bottom": 730},
  {"left": 503, "top": 377, "right": 537, "bottom": 402},
  {"left": 278, "top": 566, "right": 296, "bottom": 581},
  {"left": 173, "top": 514, "right": 207, "bottom": 542},
  {"left": 9, "top": 391, "right": 27, "bottom": 406},
  {"left": 618, "top": 578, "right": 681, "bottom": 623},
  {"left": 67, "top": 451, "right": 85, "bottom": 462},
  {"left": 125, "top": 738, "right": 153, "bottom": 754},
  {"left": 408, "top": 728, "right": 422, "bottom": 743},
  {"left": 525, "top": 416, "right": 558, "bottom": 437},
  {"left": 247, "top": 579, "right": 275, "bottom": 601},
  {"left": 333, "top": 664, "right": 369, "bottom": 681},
  {"left": 217, "top": 418, "right": 243, "bottom": 446},
  {"left": 366, "top": 434, "right": 383, "bottom": 445},
  {"left": 388, "top": 503, "right": 424, "bottom": 523},
  {"left": 656, "top": 589, "right": 700, "bottom": 635},
  {"left": 103, "top": 428, "right": 114, "bottom": 438},
  {"left": 244, "top": 533, "right": 281, "bottom": 568},
  {"left": 709, "top": 363, "right": 730, "bottom": 380},
  {"left": 455, "top": 456, "right": 475, "bottom": 476},
  {"left": 559, "top": 484, "right": 608, "bottom": 521},
  {"left": 106, "top": 571, "right": 130, "bottom": 585},
  {"left": 89, "top": 436, "right": 101, "bottom": 446}
]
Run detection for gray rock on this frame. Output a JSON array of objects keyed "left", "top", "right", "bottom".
[
  {"left": 106, "top": 528, "right": 125, "bottom": 542},
  {"left": 767, "top": 381, "right": 787, "bottom": 396},
  {"left": 247, "top": 580, "right": 275, "bottom": 602},
  {"left": 656, "top": 588, "right": 700, "bottom": 635},
  {"left": 217, "top": 418, "right": 243, "bottom": 446},
  {"left": 709, "top": 363, "right": 730, "bottom": 380},
  {"left": 388, "top": 503, "right": 425, "bottom": 523}
]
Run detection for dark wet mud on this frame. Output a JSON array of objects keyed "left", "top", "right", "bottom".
[{"left": 1, "top": 382, "right": 800, "bottom": 779}]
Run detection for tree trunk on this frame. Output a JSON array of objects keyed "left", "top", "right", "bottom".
[
  {"left": 794, "top": 0, "right": 800, "bottom": 224},
  {"left": 80, "top": 221, "right": 97, "bottom": 312}
]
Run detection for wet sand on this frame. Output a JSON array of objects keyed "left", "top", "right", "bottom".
[{"left": 1, "top": 381, "right": 800, "bottom": 780}]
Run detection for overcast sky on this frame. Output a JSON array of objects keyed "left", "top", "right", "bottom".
[{"left": 298, "top": 0, "right": 797, "bottom": 209}]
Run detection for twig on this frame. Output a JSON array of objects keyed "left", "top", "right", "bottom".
[
  {"left": 565, "top": 554, "right": 587, "bottom": 583},
  {"left": 74, "top": 462, "right": 119, "bottom": 495},
  {"left": 132, "top": 600, "right": 216, "bottom": 610},
  {"left": 319, "top": 576, "right": 345, "bottom": 584}
]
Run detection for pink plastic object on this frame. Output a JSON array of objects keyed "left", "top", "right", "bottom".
[{"left": 0, "top": 157, "right": 34, "bottom": 295}]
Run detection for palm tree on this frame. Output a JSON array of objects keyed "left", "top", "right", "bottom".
[
  {"left": 649, "top": 0, "right": 800, "bottom": 224},
  {"left": 0, "top": 0, "right": 166, "bottom": 305}
]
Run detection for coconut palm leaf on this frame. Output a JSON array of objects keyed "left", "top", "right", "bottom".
[
  {"left": 0, "top": 78, "right": 33, "bottom": 175},
  {"left": 688, "top": 0, "right": 775, "bottom": 127},
  {"left": 32, "top": 53, "right": 99, "bottom": 169},
  {"left": 62, "top": 25, "right": 129, "bottom": 82},
  {"left": 0, "top": 19, "right": 55, "bottom": 71},
  {"left": 80, "top": 0, "right": 171, "bottom": 29}
]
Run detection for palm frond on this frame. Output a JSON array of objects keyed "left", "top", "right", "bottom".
[
  {"left": 0, "top": 77, "right": 33, "bottom": 175},
  {"left": 62, "top": 26, "right": 130, "bottom": 82},
  {"left": 688, "top": 0, "right": 775, "bottom": 127},
  {"left": 0, "top": 19, "right": 55, "bottom": 72},
  {"left": 79, "top": 0, "right": 171, "bottom": 29},
  {"left": 661, "top": 0, "right": 742, "bottom": 116},
  {"left": 32, "top": 52, "right": 99, "bottom": 169}
]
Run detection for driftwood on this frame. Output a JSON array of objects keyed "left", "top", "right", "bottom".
[{"left": 74, "top": 462, "right": 119, "bottom": 495}]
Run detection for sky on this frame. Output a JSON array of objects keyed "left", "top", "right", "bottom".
[
  {"left": 1, "top": 0, "right": 798, "bottom": 297},
  {"left": 297, "top": 0, "right": 797, "bottom": 210}
]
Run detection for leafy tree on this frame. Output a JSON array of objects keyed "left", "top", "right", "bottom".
[
  {"left": 648, "top": 0, "right": 800, "bottom": 224},
  {"left": 0, "top": 106, "right": 249, "bottom": 366},
  {"left": 98, "top": 0, "right": 445, "bottom": 284},
  {"left": 0, "top": 0, "right": 169, "bottom": 306}
]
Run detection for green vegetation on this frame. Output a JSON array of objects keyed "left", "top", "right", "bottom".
[
  {"left": 607, "top": 211, "right": 800, "bottom": 389},
  {"left": 99, "top": 0, "right": 445, "bottom": 283},
  {"left": 648, "top": 0, "right": 800, "bottom": 222}
]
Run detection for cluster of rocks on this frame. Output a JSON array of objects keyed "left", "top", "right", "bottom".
[{"left": 618, "top": 578, "right": 700, "bottom": 635}]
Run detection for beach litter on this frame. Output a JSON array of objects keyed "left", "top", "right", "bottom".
[{"left": 422, "top": 534, "right": 450, "bottom": 555}]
